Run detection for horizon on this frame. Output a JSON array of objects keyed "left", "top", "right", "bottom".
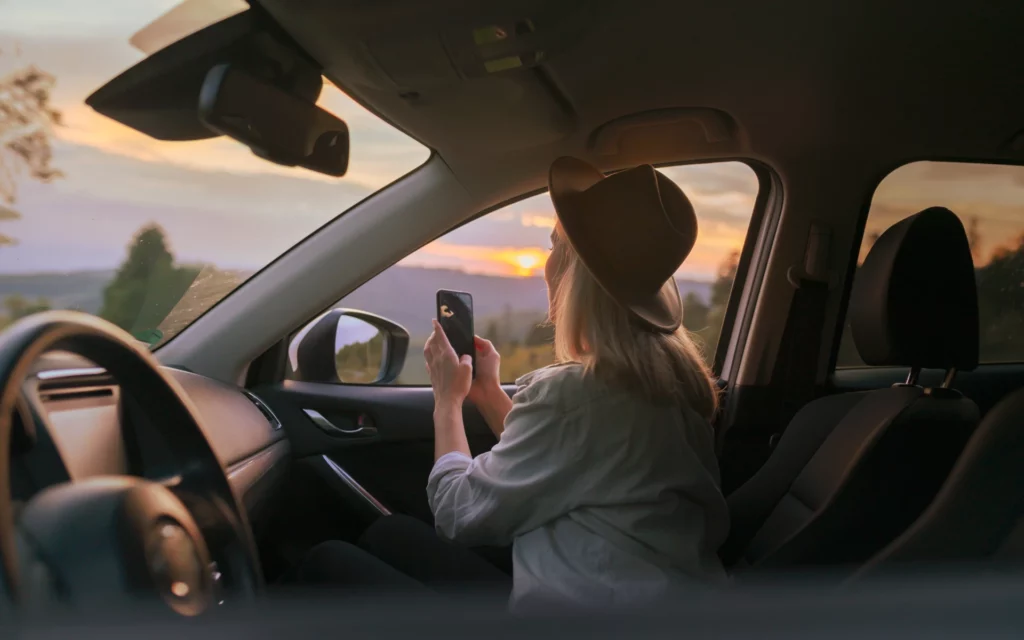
[{"left": 0, "top": 261, "right": 721, "bottom": 284}]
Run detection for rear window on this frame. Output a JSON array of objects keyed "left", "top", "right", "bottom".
[{"left": 837, "top": 161, "right": 1024, "bottom": 367}]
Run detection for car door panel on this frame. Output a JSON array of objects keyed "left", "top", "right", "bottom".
[{"left": 254, "top": 381, "right": 509, "bottom": 524}]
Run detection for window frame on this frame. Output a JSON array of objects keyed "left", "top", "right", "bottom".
[{"left": 273, "top": 158, "right": 771, "bottom": 386}]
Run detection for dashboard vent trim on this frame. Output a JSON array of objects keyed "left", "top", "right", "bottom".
[{"left": 240, "top": 389, "right": 282, "bottom": 431}]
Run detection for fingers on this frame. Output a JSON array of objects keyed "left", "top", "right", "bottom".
[
  {"left": 425, "top": 320, "right": 456, "bottom": 364},
  {"left": 474, "top": 335, "right": 495, "bottom": 353},
  {"left": 459, "top": 354, "right": 473, "bottom": 372},
  {"left": 432, "top": 320, "right": 457, "bottom": 356}
]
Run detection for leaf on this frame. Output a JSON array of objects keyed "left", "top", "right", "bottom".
[
  {"left": 0, "top": 204, "right": 20, "bottom": 221},
  {"left": 0, "top": 233, "right": 17, "bottom": 247}
]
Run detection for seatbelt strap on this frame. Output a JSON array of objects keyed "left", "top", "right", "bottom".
[{"left": 768, "top": 223, "right": 833, "bottom": 439}]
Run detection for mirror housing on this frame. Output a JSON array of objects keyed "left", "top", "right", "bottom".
[
  {"left": 85, "top": 10, "right": 325, "bottom": 142},
  {"left": 293, "top": 309, "right": 409, "bottom": 384},
  {"left": 198, "top": 63, "right": 350, "bottom": 176}
]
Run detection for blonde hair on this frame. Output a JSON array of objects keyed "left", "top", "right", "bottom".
[{"left": 548, "top": 231, "right": 719, "bottom": 419}]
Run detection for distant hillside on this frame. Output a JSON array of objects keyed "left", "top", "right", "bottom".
[
  {"left": 0, "top": 270, "right": 114, "bottom": 313},
  {"left": 341, "top": 267, "right": 712, "bottom": 340},
  {"left": 0, "top": 265, "right": 712, "bottom": 340}
]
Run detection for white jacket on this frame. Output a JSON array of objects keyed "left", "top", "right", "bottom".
[{"left": 427, "top": 363, "right": 730, "bottom": 611}]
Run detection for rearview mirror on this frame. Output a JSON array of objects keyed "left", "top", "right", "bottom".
[
  {"left": 198, "top": 63, "right": 349, "bottom": 176},
  {"left": 291, "top": 309, "right": 409, "bottom": 384}
]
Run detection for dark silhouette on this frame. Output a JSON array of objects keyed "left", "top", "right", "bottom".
[
  {"left": 0, "top": 64, "right": 63, "bottom": 245},
  {"left": 975, "top": 233, "right": 1024, "bottom": 362},
  {"left": 99, "top": 225, "right": 200, "bottom": 338},
  {"left": 684, "top": 250, "right": 739, "bottom": 359},
  {"left": 837, "top": 231, "right": 1024, "bottom": 368}
]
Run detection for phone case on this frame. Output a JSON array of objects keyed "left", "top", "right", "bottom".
[{"left": 436, "top": 289, "right": 475, "bottom": 376}]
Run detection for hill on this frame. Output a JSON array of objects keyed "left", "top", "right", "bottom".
[
  {"left": 341, "top": 266, "right": 712, "bottom": 341},
  {"left": 0, "top": 265, "right": 712, "bottom": 342},
  {"left": 0, "top": 269, "right": 114, "bottom": 313}
]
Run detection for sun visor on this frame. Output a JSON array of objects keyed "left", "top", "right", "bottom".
[
  {"left": 87, "top": 9, "right": 323, "bottom": 141},
  {"left": 129, "top": 0, "right": 249, "bottom": 55}
]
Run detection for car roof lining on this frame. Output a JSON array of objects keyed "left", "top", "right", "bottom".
[
  {"left": 160, "top": 0, "right": 1024, "bottom": 384},
  {"left": 257, "top": 0, "right": 1024, "bottom": 198}
]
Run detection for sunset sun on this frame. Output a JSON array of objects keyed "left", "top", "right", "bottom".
[
  {"left": 506, "top": 249, "right": 547, "bottom": 276},
  {"left": 515, "top": 253, "right": 539, "bottom": 270}
]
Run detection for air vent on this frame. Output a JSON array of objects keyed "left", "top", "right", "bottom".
[{"left": 241, "top": 389, "right": 282, "bottom": 431}]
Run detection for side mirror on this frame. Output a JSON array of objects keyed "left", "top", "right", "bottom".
[
  {"left": 291, "top": 309, "right": 409, "bottom": 384},
  {"left": 198, "top": 63, "right": 350, "bottom": 177}
]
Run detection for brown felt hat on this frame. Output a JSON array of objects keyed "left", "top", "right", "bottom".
[{"left": 548, "top": 156, "right": 698, "bottom": 333}]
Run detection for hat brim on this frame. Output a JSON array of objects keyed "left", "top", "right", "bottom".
[
  {"left": 547, "top": 156, "right": 684, "bottom": 333},
  {"left": 549, "top": 156, "right": 605, "bottom": 204}
]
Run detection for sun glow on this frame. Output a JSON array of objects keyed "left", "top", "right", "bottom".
[
  {"left": 514, "top": 253, "right": 540, "bottom": 271},
  {"left": 502, "top": 249, "right": 548, "bottom": 276}
]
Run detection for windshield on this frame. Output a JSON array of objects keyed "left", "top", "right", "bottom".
[{"left": 0, "top": 0, "right": 429, "bottom": 346}]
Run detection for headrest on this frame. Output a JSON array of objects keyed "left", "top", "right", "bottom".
[{"left": 849, "top": 207, "right": 979, "bottom": 371}]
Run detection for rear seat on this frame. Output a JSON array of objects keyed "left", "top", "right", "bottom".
[
  {"left": 721, "top": 207, "right": 980, "bottom": 573},
  {"left": 851, "top": 386, "right": 1024, "bottom": 576}
]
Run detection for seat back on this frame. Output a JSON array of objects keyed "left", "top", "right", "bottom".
[
  {"left": 853, "top": 387, "right": 1024, "bottom": 575},
  {"left": 723, "top": 207, "right": 981, "bottom": 572}
]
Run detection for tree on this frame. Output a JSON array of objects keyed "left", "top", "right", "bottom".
[
  {"left": 524, "top": 321, "right": 554, "bottom": 346},
  {"left": 0, "top": 293, "right": 50, "bottom": 329},
  {"left": 975, "top": 233, "right": 1024, "bottom": 361},
  {"left": 966, "top": 215, "right": 981, "bottom": 263},
  {"left": 690, "top": 251, "right": 740, "bottom": 361},
  {"left": 483, "top": 319, "right": 501, "bottom": 343},
  {"left": 681, "top": 292, "right": 709, "bottom": 333},
  {"left": 335, "top": 333, "right": 386, "bottom": 383},
  {"left": 100, "top": 224, "right": 200, "bottom": 337},
  {"left": 0, "top": 64, "right": 63, "bottom": 245}
]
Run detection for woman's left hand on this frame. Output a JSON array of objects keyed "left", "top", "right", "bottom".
[{"left": 424, "top": 319, "right": 473, "bottom": 410}]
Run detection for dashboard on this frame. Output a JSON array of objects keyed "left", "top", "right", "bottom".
[{"left": 13, "top": 352, "right": 291, "bottom": 523}]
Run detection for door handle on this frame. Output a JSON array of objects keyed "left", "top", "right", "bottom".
[{"left": 303, "top": 408, "right": 378, "bottom": 438}]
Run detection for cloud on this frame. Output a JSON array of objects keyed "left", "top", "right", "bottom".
[
  {"left": 521, "top": 213, "right": 555, "bottom": 228},
  {"left": 1, "top": 9, "right": 755, "bottom": 283},
  {"left": 1, "top": 29, "right": 429, "bottom": 190}
]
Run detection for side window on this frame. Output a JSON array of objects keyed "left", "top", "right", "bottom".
[
  {"left": 296, "top": 161, "right": 759, "bottom": 384},
  {"left": 837, "top": 161, "right": 1024, "bottom": 367}
]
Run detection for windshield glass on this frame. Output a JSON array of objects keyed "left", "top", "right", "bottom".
[{"left": 0, "top": 0, "right": 430, "bottom": 346}]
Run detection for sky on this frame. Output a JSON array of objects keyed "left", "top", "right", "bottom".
[
  {"left": 0, "top": 0, "right": 760, "bottom": 283},
  {"left": 2, "top": 1, "right": 1018, "bottom": 287}
]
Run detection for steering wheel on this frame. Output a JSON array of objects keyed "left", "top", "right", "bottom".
[{"left": 0, "top": 312, "right": 262, "bottom": 615}]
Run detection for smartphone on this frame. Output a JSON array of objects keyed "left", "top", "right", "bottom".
[{"left": 436, "top": 289, "right": 475, "bottom": 377}]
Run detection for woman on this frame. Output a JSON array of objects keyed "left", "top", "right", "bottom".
[{"left": 297, "top": 157, "right": 730, "bottom": 610}]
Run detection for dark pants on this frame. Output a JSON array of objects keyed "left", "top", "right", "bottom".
[{"left": 292, "top": 514, "right": 511, "bottom": 597}]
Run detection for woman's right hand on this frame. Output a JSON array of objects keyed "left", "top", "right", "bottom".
[
  {"left": 467, "top": 336, "right": 502, "bottom": 406},
  {"left": 467, "top": 336, "right": 512, "bottom": 438}
]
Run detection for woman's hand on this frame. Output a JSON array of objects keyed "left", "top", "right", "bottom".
[
  {"left": 424, "top": 320, "right": 473, "bottom": 411},
  {"left": 467, "top": 336, "right": 513, "bottom": 439},
  {"left": 467, "top": 336, "right": 502, "bottom": 406}
]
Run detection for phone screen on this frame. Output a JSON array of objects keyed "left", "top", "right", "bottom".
[{"left": 437, "top": 289, "right": 475, "bottom": 376}]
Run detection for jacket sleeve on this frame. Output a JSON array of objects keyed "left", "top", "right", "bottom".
[{"left": 426, "top": 388, "right": 588, "bottom": 547}]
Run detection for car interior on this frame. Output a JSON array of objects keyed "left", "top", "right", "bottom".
[{"left": 2, "top": 0, "right": 1024, "bottom": 616}]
